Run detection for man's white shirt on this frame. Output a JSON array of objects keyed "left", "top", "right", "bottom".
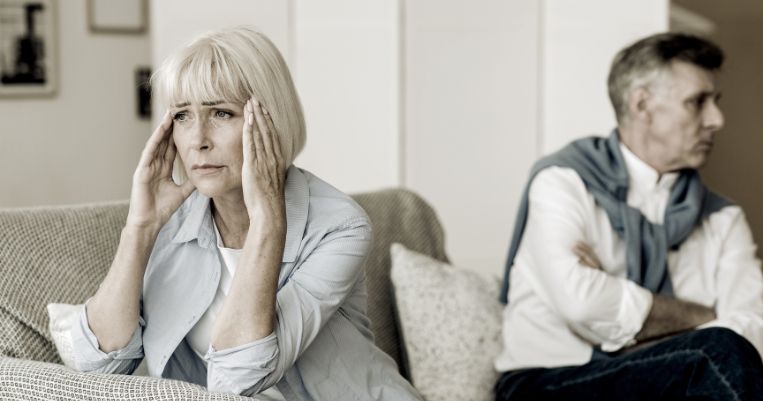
[{"left": 495, "top": 143, "right": 763, "bottom": 372}]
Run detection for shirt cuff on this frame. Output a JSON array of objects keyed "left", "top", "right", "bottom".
[
  {"left": 598, "top": 281, "right": 653, "bottom": 352},
  {"left": 71, "top": 301, "right": 144, "bottom": 372},
  {"left": 205, "top": 332, "right": 279, "bottom": 395}
]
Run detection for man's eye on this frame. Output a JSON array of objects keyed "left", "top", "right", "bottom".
[{"left": 689, "top": 97, "right": 706, "bottom": 110}]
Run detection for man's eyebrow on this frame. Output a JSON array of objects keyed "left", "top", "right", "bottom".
[{"left": 688, "top": 90, "right": 721, "bottom": 101}]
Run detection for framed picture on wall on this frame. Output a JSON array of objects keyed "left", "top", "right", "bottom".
[
  {"left": 0, "top": 0, "right": 57, "bottom": 97},
  {"left": 88, "top": 0, "right": 147, "bottom": 34}
]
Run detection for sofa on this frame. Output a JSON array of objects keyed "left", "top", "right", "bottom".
[{"left": 0, "top": 189, "right": 450, "bottom": 400}]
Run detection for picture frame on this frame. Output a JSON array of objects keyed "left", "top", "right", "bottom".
[
  {"left": 88, "top": 0, "right": 147, "bottom": 34},
  {"left": 0, "top": 0, "right": 57, "bottom": 97}
]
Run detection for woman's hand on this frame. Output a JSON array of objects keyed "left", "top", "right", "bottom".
[
  {"left": 242, "top": 98, "right": 287, "bottom": 224},
  {"left": 125, "top": 111, "right": 195, "bottom": 232},
  {"left": 573, "top": 241, "right": 604, "bottom": 270},
  {"left": 209, "top": 98, "right": 286, "bottom": 351}
]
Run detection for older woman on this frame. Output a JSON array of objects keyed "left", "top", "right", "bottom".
[{"left": 70, "top": 26, "right": 421, "bottom": 401}]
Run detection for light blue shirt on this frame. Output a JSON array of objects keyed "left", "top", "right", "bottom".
[{"left": 71, "top": 166, "right": 422, "bottom": 401}]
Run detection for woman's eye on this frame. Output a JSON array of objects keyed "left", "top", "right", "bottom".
[
  {"left": 173, "top": 112, "right": 188, "bottom": 121},
  {"left": 214, "top": 110, "right": 232, "bottom": 119}
]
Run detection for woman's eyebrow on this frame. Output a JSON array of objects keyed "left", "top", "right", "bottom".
[{"left": 172, "top": 101, "right": 225, "bottom": 108}]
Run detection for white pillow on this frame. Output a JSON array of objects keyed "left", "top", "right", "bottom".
[
  {"left": 46, "top": 303, "right": 82, "bottom": 369},
  {"left": 47, "top": 303, "right": 151, "bottom": 376},
  {"left": 390, "top": 243, "right": 503, "bottom": 401}
]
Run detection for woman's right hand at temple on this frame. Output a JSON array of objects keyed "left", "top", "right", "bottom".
[
  {"left": 125, "top": 111, "right": 195, "bottom": 232},
  {"left": 86, "top": 111, "right": 194, "bottom": 353}
]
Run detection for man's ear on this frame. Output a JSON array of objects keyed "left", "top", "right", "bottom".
[{"left": 627, "top": 87, "right": 651, "bottom": 123}]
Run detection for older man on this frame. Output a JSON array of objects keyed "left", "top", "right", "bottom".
[{"left": 495, "top": 33, "right": 763, "bottom": 400}]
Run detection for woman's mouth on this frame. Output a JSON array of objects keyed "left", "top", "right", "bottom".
[{"left": 192, "top": 164, "right": 225, "bottom": 175}]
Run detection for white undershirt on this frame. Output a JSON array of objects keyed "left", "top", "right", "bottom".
[{"left": 186, "top": 218, "right": 285, "bottom": 400}]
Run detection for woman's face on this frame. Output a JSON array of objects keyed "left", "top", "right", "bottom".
[{"left": 171, "top": 100, "right": 245, "bottom": 199}]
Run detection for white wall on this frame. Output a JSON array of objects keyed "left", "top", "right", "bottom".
[
  {"left": 0, "top": 0, "right": 151, "bottom": 207},
  {"left": 541, "top": 0, "right": 669, "bottom": 154},
  {"left": 404, "top": 0, "right": 541, "bottom": 276},
  {"left": 293, "top": 0, "right": 401, "bottom": 192}
]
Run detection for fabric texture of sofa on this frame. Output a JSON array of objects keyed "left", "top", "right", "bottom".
[{"left": 0, "top": 188, "right": 449, "bottom": 400}]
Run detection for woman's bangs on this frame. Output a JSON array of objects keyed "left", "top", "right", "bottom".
[{"left": 167, "top": 45, "right": 249, "bottom": 107}]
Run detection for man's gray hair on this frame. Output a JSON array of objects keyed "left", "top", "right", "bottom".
[{"left": 608, "top": 32, "right": 724, "bottom": 124}]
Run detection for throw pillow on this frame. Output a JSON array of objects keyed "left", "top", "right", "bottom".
[
  {"left": 46, "top": 303, "right": 82, "bottom": 369},
  {"left": 390, "top": 243, "right": 503, "bottom": 401}
]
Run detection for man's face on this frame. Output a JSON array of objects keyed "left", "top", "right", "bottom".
[{"left": 641, "top": 61, "right": 724, "bottom": 172}]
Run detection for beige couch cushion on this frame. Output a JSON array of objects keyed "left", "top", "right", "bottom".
[
  {"left": 0, "top": 357, "right": 251, "bottom": 400},
  {"left": 0, "top": 201, "right": 128, "bottom": 364},
  {"left": 390, "top": 243, "right": 502, "bottom": 401},
  {"left": 352, "top": 189, "right": 449, "bottom": 372}
]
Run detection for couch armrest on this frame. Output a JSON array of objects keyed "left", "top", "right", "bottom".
[{"left": 0, "top": 357, "right": 258, "bottom": 400}]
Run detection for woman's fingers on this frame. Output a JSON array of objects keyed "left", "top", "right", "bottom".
[
  {"left": 262, "top": 107, "right": 284, "bottom": 165},
  {"left": 140, "top": 111, "right": 173, "bottom": 166},
  {"left": 251, "top": 98, "right": 268, "bottom": 164},
  {"left": 163, "top": 134, "right": 178, "bottom": 171},
  {"left": 242, "top": 100, "right": 255, "bottom": 164},
  {"left": 258, "top": 107, "right": 276, "bottom": 164}
]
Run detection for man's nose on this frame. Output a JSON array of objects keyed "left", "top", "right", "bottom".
[{"left": 705, "top": 101, "right": 725, "bottom": 131}]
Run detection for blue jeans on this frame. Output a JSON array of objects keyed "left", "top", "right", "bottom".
[{"left": 495, "top": 328, "right": 763, "bottom": 401}]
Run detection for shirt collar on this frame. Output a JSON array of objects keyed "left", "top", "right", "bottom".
[
  {"left": 619, "top": 143, "right": 678, "bottom": 193},
  {"left": 171, "top": 165, "right": 308, "bottom": 263}
]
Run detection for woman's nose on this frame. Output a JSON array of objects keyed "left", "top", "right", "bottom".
[{"left": 188, "top": 119, "right": 212, "bottom": 150}]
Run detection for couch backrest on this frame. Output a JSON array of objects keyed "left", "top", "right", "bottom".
[
  {"left": 351, "top": 189, "right": 449, "bottom": 373},
  {"left": 0, "top": 189, "right": 448, "bottom": 374},
  {"left": 0, "top": 201, "right": 128, "bottom": 363}
]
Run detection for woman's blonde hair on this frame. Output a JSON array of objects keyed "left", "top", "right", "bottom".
[{"left": 151, "top": 26, "right": 306, "bottom": 175}]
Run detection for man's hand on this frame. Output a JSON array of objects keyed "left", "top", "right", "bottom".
[
  {"left": 636, "top": 294, "right": 716, "bottom": 342},
  {"left": 571, "top": 241, "right": 716, "bottom": 344},
  {"left": 574, "top": 241, "right": 604, "bottom": 270}
]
